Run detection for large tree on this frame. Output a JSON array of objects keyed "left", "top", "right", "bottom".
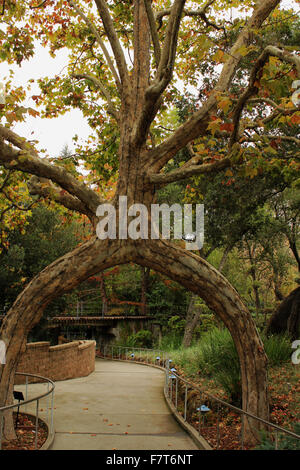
[{"left": 0, "top": 0, "right": 299, "bottom": 444}]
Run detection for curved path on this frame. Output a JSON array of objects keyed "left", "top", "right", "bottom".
[{"left": 36, "top": 359, "right": 199, "bottom": 450}]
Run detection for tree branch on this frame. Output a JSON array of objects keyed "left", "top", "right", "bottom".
[
  {"left": 131, "top": 0, "right": 186, "bottom": 147},
  {"left": 149, "top": 156, "right": 231, "bottom": 185},
  {"left": 154, "top": 0, "right": 186, "bottom": 91},
  {"left": 0, "top": 126, "right": 103, "bottom": 215},
  {"left": 145, "top": 0, "right": 282, "bottom": 173},
  {"left": 93, "top": 0, "right": 131, "bottom": 92},
  {"left": 71, "top": 73, "right": 120, "bottom": 122},
  {"left": 68, "top": 0, "right": 122, "bottom": 92},
  {"left": 156, "top": 0, "right": 225, "bottom": 34},
  {"left": 28, "top": 176, "right": 95, "bottom": 222},
  {"left": 242, "top": 134, "right": 300, "bottom": 146},
  {"left": 230, "top": 45, "right": 300, "bottom": 147},
  {"left": 143, "top": 0, "right": 161, "bottom": 67}
]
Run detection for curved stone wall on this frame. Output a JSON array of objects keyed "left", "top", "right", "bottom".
[{"left": 15, "top": 340, "right": 96, "bottom": 384}]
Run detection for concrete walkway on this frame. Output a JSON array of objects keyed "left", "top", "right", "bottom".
[{"left": 23, "top": 359, "right": 199, "bottom": 450}]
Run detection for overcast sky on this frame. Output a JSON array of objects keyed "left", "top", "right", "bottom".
[{"left": 0, "top": 0, "right": 298, "bottom": 158}]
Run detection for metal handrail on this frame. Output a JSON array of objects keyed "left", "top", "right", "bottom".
[
  {"left": 169, "top": 370, "right": 300, "bottom": 442},
  {"left": 101, "top": 345, "right": 300, "bottom": 450},
  {"left": 0, "top": 372, "right": 55, "bottom": 450}
]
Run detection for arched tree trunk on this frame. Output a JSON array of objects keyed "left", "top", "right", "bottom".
[
  {"left": 134, "top": 239, "right": 269, "bottom": 444},
  {"left": 0, "top": 237, "right": 132, "bottom": 440},
  {"left": 0, "top": 237, "right": 269, "bottom": 444}
]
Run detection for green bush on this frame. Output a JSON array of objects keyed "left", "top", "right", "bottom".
[
  {"left": 195, "top": 328, "right": 241, "bottom": 405},
  {"left": 166, "top": 315, "right": 186, "bottom": 334},
  {"left": 196, "top": 314, "right": 219, "bottom": 335},
  {"left": 159, "top": 331, "right": 183, "bottom": 351},
  {"left": 117, "top": 329, "right": 153, "bottom": 348},
  {"left": 255, "top": 423, "right": 300, "bottom": 450},
  {"left": 262, "top": 333, "right": 292, "bottom": 366}
]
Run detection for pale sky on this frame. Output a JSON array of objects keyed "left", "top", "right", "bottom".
[
  {"left": 0, "top": 46, "right": 92, "bottom": 158},
  {"left": 0, "top": 0, "right": 298, "bottom": 158}
]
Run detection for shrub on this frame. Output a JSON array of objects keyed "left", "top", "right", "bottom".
[
  {"left": 195, "top": 314, "right": 219, "bottom": 335},
  {"left": 159, "top": 331, "right": 183, "bottom": 351},
  {"left": 131, "top": 329, "right": 153, "bottom": 348},
  {"left": 195, "top": 328, "right": 241, "bottom": 405},
  {"left": 262, "top": 333, "right": 292, "bottom": 366},
  {"left": 255, "top": 423, "right": 300, "bottom": 450}
]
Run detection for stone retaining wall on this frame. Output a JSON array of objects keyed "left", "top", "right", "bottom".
[{"left": 15, "top": 340, "right": 96, "bottom": 384}]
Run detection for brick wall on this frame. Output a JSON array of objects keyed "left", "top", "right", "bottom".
[{"left": 15, "top": 340, "right": 95, "bottom": 384}]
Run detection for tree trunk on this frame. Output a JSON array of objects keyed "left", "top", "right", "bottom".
[
  {"left": 100, "top": 274, "right": 108, "bottom": 316},
  {"left": 218, "top": 244, "right": 232, "bottom": 273},
  {"left": 288, "top": 237, "right": 300, "bottom": 272},
  {"left": 267, "top": 286, "right": 300, "bottom": 340},
  {"left": 0, "top": 237, "right": 131, "bottom": 441},
  {"left": 182, "top": 294, "right": 201, "bottom": 348},
  {"left": 246, "top": 242, "right": 261, "bottom": 320},
  {"left": 141, "top": 267, "right": 150, "bottom": 315}
]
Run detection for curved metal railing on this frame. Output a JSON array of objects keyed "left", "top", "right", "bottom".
[
  {"left": 0, "top": 372, "right": 55, "bottom": 450},
  {"left": 101, "top": 345, "right": 300, "bottom": 450}
]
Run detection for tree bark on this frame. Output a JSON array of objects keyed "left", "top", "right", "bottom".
[
  {"left": 100, "top": 274, "right": 108, "bottom": 316},
  {"left": 182, "top": 294, "right": 201, "bottom": 348},
  {"left": 141, "top": 267, "right": 150, "bottom": 315},
  {"left": 246, "top": 242, "right": 261, "bottom": 320},
  {"left": 267, "top": 286, "right": 300, "bottom": 340}
]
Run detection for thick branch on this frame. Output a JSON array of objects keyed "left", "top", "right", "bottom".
[
  {"left": 265, "top": 45, "right": 300, "bottom": 77},
  {"left": 132, "top": 0, "right": 186, "bottom": 146},
  {"left": 68, "top": 0, "right": 121, "bottom": 91},
  {"left": 143, "top": 0, "right": 161, "bottom": 66},
  {"left": 94, "top": 0, "right": 130, "bottom": 92},
  {"left": 154, "top": 0, "right": 186, "bottom": 90},
  {"left": 28, "top": 176, "right": 95, "bottom": 222},
  {"left": 149, "top": 156, "right": 231, "bottom": 185},
  {"left": 0, "top": 126, "right": 103, "bottom": 215}
]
